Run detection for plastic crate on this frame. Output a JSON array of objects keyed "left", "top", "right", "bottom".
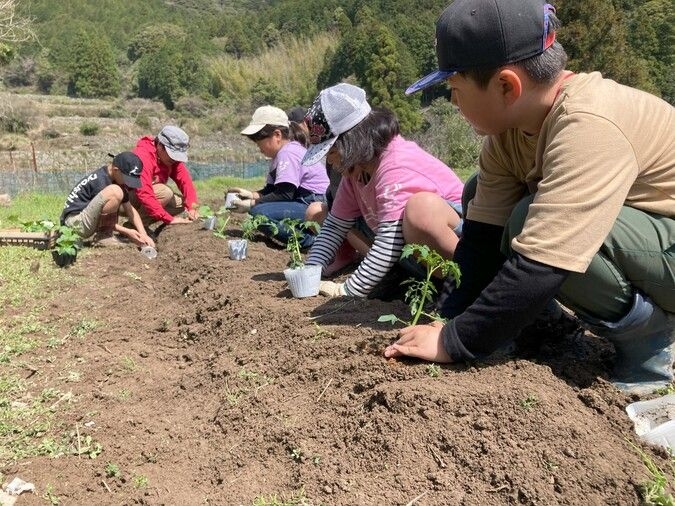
[{"left": 0, "top": 230, "right": 57, "bottom": 250}]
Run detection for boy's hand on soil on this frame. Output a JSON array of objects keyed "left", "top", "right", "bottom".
[
  {"left": 231, "top": 197, "right": 252, "bottom": 213},
  {"left": 229, "top": 188, "right": 254, "bottom": 199},
  {"left": 383, "top": 321, "right": 452, "bottom": 363},
  {"left": 319, "top": 280, "right": 346, "bottom": 297},
  {"left": 170, "top": 216, "right": 192, "bottom": 225},
  {"left": 186, "top": 208, "right": 199, "bottom": 220}
]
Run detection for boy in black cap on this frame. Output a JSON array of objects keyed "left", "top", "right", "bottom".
[
  {"left": 60, "top": 152, "right": 155, "bottom": 248},
  {"left": 386, "top": 0, "right": 675, "bottom": 395}
]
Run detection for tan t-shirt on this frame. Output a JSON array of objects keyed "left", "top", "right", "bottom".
[{"left": 467, "top": 72, "right": 675, "bottom": 273}]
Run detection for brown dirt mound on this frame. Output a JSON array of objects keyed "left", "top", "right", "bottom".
[{"left": 4, "top": 221, "right": 667, "bottom": 505}]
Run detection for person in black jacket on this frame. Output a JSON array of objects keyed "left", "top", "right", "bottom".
[{"left": 60, "top": 152, "right": 154, "bottom": 248}]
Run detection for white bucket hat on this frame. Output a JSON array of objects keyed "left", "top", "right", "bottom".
[
  {"left": 241, "top": 105, "right": 290, "bottom": 135},
  {"left": 302, "top": 83, "right": 371, "bottom": 166}
]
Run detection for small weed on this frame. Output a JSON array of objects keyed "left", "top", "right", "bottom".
[
  {"left": 520, "top": 394, "right": 539, "bottom": 411},
  {"left": 69, "top": 319, "right": 98, "bottom": 338},
  {"left": 654, "top": 383, "right": 675, "bottom": 396},
  {"left": 157, "top": 320, "right": 171, "bottom": 332},
  {"left": 224, "top": 380, "right": 242, "bottom": 406},
  {"left": 312, "top": 455, "right": 321, "bottom": 465},
  {"left": 133, "top": 474, "right": 149, "bottom": 489},
  {"left": 252, "top": 488, "right": 308, "bottom": 506},
  {"left": 43, "top": 483, "right": 60, "bottom": 505},
  {"left": 426, "top": 364, "right": 442, "bottom": 378},
  {"left": 118, "top": 389, "right": 132, "bottom": 400},
  {"left": 71, "top": 433, "right": 103, "bottom": 458},
  {"left": 66, "top": 370, "right": 81, "bottom": 382},
  {"left": 312, "top": 323, "right": 334, "bottom": 340},
  {"left": 626, "top": 438, "right": 675, "bottom": 505},
  {"left": 121, "top": 356, "right": 136, "bottom": 372},
  {"left": 105, "top": 462, "right": 121, "bottom": 478},
  {"left": 124, "top": 271, "right": 142, "bottom": 282},
  {"left": 290, "top": 448, "right": 302, "bottom": 462}
]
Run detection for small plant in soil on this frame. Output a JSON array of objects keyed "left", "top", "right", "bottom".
[
  {"left": 280, "top": 218, "right": 319, "bottom": 269},
  {"left": 213, "top": 213, "right": 231, "bottom": 239},
  {"left": 241, "top": 214, "right": 278, "bottom": 240},
  {"left": 520, "top": 394, "right": 539, "bottom": 411},
  {"left": 52, "top": 225, "right": 82, "bottom": 267},
  {"left": 626, "top": 437, "right": 675, "bottom": 505},
  {"left": 378, "top": 244, "right": 461, "bottom": 327},
  {"left": 105, "top": 462, "right": 121, "bottom": 478},
  {"left": 426, "top": 364, "right": 442, "bottom": 378},
  {"left": 133, "top": 474, "right": 148, "bottom": 489},
  {"left": 21, "top": 218, "right": 55, "bottom": 233}
]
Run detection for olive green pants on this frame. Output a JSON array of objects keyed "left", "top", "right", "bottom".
[{"left": 463, "top": 174, "right": 675, "bottom": 321}]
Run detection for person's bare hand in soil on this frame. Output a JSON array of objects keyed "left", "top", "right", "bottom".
[
  {"left": 170, "top": 216, "right": 192, "bottom": 225},
  {"left": 384, "top": 320, "right": 452, "bottom": 362}
]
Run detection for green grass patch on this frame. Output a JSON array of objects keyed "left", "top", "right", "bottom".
[
  {"left": 252, "top": 489, "right": 309, "bottom": 506},
  {"left": 0, "top": 313, "right": 50, "bottom": 363},
  {"left": 0, "top": 247, "right": 67, "bottom": 306},
  {"left": 0, "top": 192, "right": 64, "bottom": 226},
  {"left": 193, "top": 176, "right": 266, "bottom": 205}
]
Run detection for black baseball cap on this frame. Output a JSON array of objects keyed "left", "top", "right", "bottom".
[
  {"left": 110, "top": 152, "right": 143, "bottom": 188},
  {"left": 406, "top": 0, "right": 557, "bottom": 94}
]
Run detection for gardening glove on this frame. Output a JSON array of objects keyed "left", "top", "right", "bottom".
[
  {"left": 229, "top": 187, "right": 254, "bottom": 199},
  {"left": 319, "top": 280, "right": 347, "bottom": 297},
  {"left": 231, "top": 196, "right": 252, "bottom": 214}
]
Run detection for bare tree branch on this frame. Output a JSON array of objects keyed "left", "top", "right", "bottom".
[{"left": 0, "top": 0, "right": 36, "bottom": 44}]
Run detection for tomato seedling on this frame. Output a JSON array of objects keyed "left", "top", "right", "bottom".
[
  {"left": 280, "top": 218, "right": 319, "bottom": 269},
  {"left": 378, "top": 244, "right": 460, "bottom": 326},
  {"left": 241, "top": 214, "right": 278, "bottom": 241}
]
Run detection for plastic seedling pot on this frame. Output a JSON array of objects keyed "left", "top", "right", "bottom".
[
  {"left": 228, "top": 239, "right": 248, "bottom": 260},
  {"left": 140, "top": 245, "right": 157, "bottom": 259},
  {"left": 224, "top": 192, "right": 237, "bottom": 210},
  {"left": 203, "top": 216, "right": 216, "bottom": 230},
  {"left": 52, "top": 250, "right": 77, "bottom": 268},
  {"left": 283, "top": 264, "right": 322, "bottom": 298},
  {"left": 626, "top": 394, "right": 675, "bottom": 451}
]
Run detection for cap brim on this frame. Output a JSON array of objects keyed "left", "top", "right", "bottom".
[
  {"left": 405, "top": 69, "right": 456, "bottom": 95},
  {"left": 165, "top": 147, "right": 188, "bottom": 163},
  {"left": 302, "top": 136, "right": 338, "bottom": 166},
  {"left": 240, "top": 123, "right": 265, "bottom": 136},
  {"left": 123, "top": 174, "right": 142, "bottom": 189}
]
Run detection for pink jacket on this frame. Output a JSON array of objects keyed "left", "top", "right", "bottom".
[{"left": 133, "top": 136, "right": 198, "bottom": 223}]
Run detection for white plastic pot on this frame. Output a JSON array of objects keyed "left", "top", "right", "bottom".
[
  {"left": 224, "top": 192, "right": 237, "bottom": 209},
  {"left": 203, "top": 216, "right": 216, "bottom": 230},
  {"left": 626, "top": 394, "right": 675, "bottom": 450},
  {"left": 228, "top": 239, "right": 248, "bottom": 260},
  {"left": 283, "top": 264, "right": 322, "bottom": 298}
]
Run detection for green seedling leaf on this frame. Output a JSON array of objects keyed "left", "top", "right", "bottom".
[{"left": 378, "top": 314, "right": 400, "bottom": 324}]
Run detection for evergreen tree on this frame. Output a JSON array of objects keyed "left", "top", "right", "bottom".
[{"left": 67, "top": 29, "right": 120, "bottom": 98}]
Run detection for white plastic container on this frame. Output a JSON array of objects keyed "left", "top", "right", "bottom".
[
  {"left": 224, "top": 192, "right": 237, "bottom": 209},
  {"left": 283, "top": 264, "right": 322, "bottom": 298},
  {"left": 626, "top": 394, "right": 675, "bottom": 450},
  {"left": 228, "top": 239, "right": 248, "bottom": 260},
  {"left": 203, "top": 216, "right": 216, "bottom": 230}
]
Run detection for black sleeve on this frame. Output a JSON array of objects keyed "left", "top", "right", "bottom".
[
  {"left": 441, "top": 253, "right": 570, "bottom": 361},
  {"left": 256, "top": 182, "right": 297, "bottom": 203},
  {"left": 437, "top": 218, "right": 507, "bottom": 319}
]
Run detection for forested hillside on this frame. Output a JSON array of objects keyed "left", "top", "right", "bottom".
[{"left": 1, "top": 0, "right": 673, "bottom": 160}]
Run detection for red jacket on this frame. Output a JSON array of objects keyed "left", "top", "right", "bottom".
[{"left": 133, "top": 136, "right": 198, "bottom": 224}]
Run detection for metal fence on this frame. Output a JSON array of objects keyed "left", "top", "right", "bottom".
[{"left": 0, "top": 152, "right": 268, "bottom": 196}]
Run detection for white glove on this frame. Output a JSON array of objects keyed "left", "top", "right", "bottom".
[
  {"left": 228, "top": 188, "right": 254, "bottom": 199},
  {"left": 231, "top": 197, "right": 253, "bottom": 214},
  {"left": 319, "top": 280, "right": 347, "bottom": 297}
]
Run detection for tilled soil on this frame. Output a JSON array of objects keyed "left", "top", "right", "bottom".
[{"left": 3, "top": 220, "right": 668, "bottom": 505}]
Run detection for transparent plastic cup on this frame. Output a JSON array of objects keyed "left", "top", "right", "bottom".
[{"left": 140, "top": 245, "right": 157, "bottom": 259}]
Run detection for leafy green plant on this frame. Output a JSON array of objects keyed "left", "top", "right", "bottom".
[
  {"left": 20, "top": 218, "right": 55, "bottom": 233},
  {"left": 520, "top": 394, "right": 539, "bottom": 411},
  {"left": 241, "top": 214, "right": 278, "bottom": 240},
  {"left": 105, "top": 462, "right": 121, "bottom": 478},
  {"left": 213, "top": 213, "right": 231, "bottom": 239},
  {"left": 378, "top": 244, "right": 460, "bottom": 327},
  {"left": 426, "top": 364, "right": 442, "bottom": 378},
  {"left": 54, "top": 225, "right": 82, "bottom": 257},
  {"left": 280, "top": 218, "right": 319, "bottom": 269},
  {"left": 133, "top": 474, "right": 148, "bottom": 488}
]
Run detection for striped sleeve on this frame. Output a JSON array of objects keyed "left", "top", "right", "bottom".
[
  {"left": 306, "top": 213, "right": 355, "bottom": 268},
  {"left": 344, "top": 220, "right": 404, "bottom": 297}
]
